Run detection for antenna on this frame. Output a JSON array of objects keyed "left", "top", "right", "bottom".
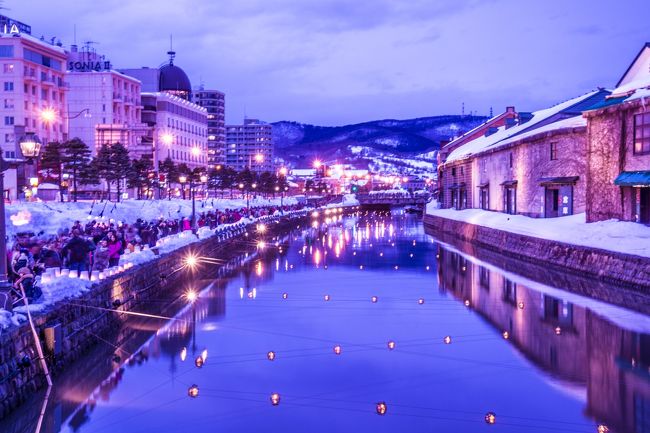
[
  {"left": 461, "top": 102, "right": 465, "bottom": 116},
  {"left": 489, "top": 106, "right": 493, "bottom": 117},
  {"left": 167, "top": 34, "right": 176, "bottom": 65}
]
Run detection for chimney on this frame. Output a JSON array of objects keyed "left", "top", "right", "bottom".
[
  {"left": 484, "top": 126, "right": 499, "bottom": 137},
  {"left": 506, "top": 106, "right": 515, "bottom": 113},
  {"left": 71, "top": 44, "right": 78, "bottom": 52},
  {"left": 518, "top": 112, "right": 533, "bottom": 124},
  {"left": 505, "top": 118, "right": 517, "bottom": 129}
]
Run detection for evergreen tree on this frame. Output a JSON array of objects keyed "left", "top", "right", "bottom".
[
  {"left": 78, "top": 158, "right": 101, "bottom": 187},
  {"left": 94, "top": 144, "right": 113, "bottom": 199},
  {"left": 61, "top": 138, "right": 92, "bottom": 202},
  {"left": 39, "top": 141, "right": 64, "bottom": 202},
  {"left": 159, "top": 157, "right": 177, "bottom": 199},
  {"left": 108, "top": 143, "right": 131, "bottom": 201},
  {"left": 127, "top": 155, "right": 153, "bottom": 199}
]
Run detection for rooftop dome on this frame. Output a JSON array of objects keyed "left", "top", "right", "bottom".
[{"left": 158, "top": 52, "right": 191, "bottom": 99}]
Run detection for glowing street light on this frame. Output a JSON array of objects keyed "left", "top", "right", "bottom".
[
  {"left": 313, "top": 160, "right": 322, "bottom": 169},
  {"left": 257, "top": 223, "right": 267, "bottom": 233},
  {"left": 39, "top": 107, "right": 57, "bottom": 123},
  {"left": 161, "top": 133, "right": 174, "bottom": 146},
  {"left": 279, "top": 167, "right": 288, "bottom": 176},
  {"left": 185, "top": 290, "right": 198, "bottom": 303},
  {"left": 254, "top": 153, "right": 264, "bottom": 163}
]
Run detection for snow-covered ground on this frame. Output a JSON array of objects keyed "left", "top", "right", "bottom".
[
  {"left": 426, "top": 205, "right": 650, "bottom": 258},
  {"left": 6, "top": 196, "right": 298, "bottom": 238}
]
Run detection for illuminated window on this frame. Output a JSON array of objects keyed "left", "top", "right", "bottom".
[{"left": 634, "top": 112, "right": 650, "bottom": 155}]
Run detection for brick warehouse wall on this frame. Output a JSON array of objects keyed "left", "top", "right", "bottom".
[
  {"left": 423, "top": 213, "right": 650, "bottom": 291},
  {"left": 0, "top": 211, "right": 312, "bottom": 419}
]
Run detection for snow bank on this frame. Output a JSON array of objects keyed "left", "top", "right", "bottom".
[
  {"left": 426, "top": 208, "right": 650, "bottom": 258},
  {"left": 5, "top": 196, "right": 298, "bottom": 238}
]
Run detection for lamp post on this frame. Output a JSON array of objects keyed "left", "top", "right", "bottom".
[
  {"left": 179, "top": 175, "right": 187, "bottom": 200},
  {"left": 190, "top": 176, "right": 196, "bottom": 233},
  {"left": 200, "top": 174, "right": 208, "bottom": 199}
]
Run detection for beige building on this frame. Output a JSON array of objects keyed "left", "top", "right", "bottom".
[
  {"left": 0, "top": 25, "right": 68, "bottom": 199},
  {"left": 225, "top": 118, "right": 274, "bottom": 172},
  {"left": 66, "top": 45, "right": 148, "bottom": 155},
  {"left": 440, "top": 90, "right": 609, "bottom": 217}
]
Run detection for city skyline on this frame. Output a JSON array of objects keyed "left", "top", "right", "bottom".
[{"left": 6, "top": 0, "right": 650, "bottom": 126}]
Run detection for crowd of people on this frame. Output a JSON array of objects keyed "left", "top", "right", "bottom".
[{"left": 7, "top": 203, "right": 309, "bottom": 305}]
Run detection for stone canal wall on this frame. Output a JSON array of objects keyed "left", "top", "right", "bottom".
[
  {"left": 0, "top": 211, "right": 314, "bottom": 419},
  {"left": 423, "top": 213, "right": 650, "bottom": 291}
]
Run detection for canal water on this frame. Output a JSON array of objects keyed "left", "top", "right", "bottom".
[{"left": 3, "top": 211, "right": 649, "bottom": 433}]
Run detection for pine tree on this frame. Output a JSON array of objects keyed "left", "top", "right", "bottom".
[
  {"left": 39, "top": 141, "right": 64, "bottom": 202},
  {"left": 78, "top": 158, "right": 101, "bottom": 187},
  {"left": 94, "top": 144, "right": 113, "bottom": 199},
  {"left": 108, "top": 143, "right": 131, "bottom": 202},
  {"left": 159, "top": 157, "right": 177, "bottom": 200},
  {"left": 127, "top": 155, "right": 153, "bottom": 199},
  {"left": 61, "top": 138, "right": 92, "bottom": 202}
]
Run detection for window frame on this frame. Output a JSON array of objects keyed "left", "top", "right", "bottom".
[{"left": 634, "top": 112, "right": 650, "bottom": 155}]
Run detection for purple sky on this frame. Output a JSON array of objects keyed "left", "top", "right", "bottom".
[{"left": 9, "top": 0, "right": 649, "bottom": 125}]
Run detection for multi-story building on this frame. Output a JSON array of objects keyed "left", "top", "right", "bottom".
[
  {"left": 0, "top": 18, "right": 68, "bottom": 199},
  {"left": 439, "top": 90, "right": 609, "bottom": 217},
  {"left": 193, "top": 87, "right": 225, "bottom": 169},
  {"left": 141, "top": 92, "right": 207, "bottom": 170},
  {"left": 122, "top": 52, "right": 208, "bottom": 171},
  {"left": 225, "top": 118, "right": 274, "bottom": 172},
  {"left": 66, "top": 45, "right": 148, "bottom": 156},
  {"left": 584, "top": 43, "right": 650, "bottom": 224}
]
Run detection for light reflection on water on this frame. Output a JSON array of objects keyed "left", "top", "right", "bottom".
[{"left": 2, "top": 211, "right": 648, "bottom": 433}]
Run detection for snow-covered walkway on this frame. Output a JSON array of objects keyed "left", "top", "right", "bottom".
[{"left": 426, "top": 204, "right": 650, "bottom": 259}]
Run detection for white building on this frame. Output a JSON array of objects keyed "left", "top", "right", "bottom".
[
  {"left": 193, "top": 87, "right": 225, "bottom": 169},
  {"left": 225, "top": 118, "right": 274, "bottom": 172},
  {"left": 0, "top": 19, "right": 68, "bottom": 199},
  {"left": 66, "top": 45, "right": 148, "bottom": 155},
  {"left": 141, "top": 92, "right": 207, "bottom": 170}
]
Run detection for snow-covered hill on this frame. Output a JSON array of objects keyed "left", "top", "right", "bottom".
[{"left": 273, "top": 115, "right": 487, "bottom": 174}]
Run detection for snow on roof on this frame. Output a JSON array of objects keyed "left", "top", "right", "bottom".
[
  {"left": 496, "top": 115, "right": 586, "bottom": 148},
  {"left": 445, "top": 111, "right": 508, "bottom": 148},
  {"left": 445, "top": 91, "right": 600, "bottom": 163},
  {"left": 290, "top": 169, "right": 316, "bottom": 177}
]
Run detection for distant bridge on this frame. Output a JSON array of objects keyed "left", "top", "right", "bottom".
[{"left": 357, "top": 193, "right": 431, "bottom": 208}]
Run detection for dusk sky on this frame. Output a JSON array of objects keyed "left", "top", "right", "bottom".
[{"left": 10, "top": 0, "right": 649, "bottom": 125}]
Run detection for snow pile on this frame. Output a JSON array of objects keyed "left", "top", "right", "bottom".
[
  {"left": 426, "top": 208, "right": 650, "bottom": 258},
  {"left": 0, "top": 309, "right": 25, "bottom": 329},
  {"left": 341, "top": 194, "right": 359, "bottom": 206},
  {"left": 369, "top": 188, "right": 409, "bottom": 196},
  {"left": 5, "top": 197, "right": 298, "bottom": 238}
]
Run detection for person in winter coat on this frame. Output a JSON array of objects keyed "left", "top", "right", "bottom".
[
  {"left": 106, "top": 231, "right": 122, "bottom": 267},
  {"left": 182, "top": 217, "right": 191, "bottom": 231},
  {"left": 93, "top": 240, "right": 110, "bottom": 271},
  {"left": 61, "top": 229, "right": 92, "bottom": 272},
  {"left": 14, "top": 267, "right": 41, "bottom": 303}
]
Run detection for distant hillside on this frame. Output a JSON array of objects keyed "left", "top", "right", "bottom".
[{"left": 272, "top": 115, "right": 488, "bottom": 169}]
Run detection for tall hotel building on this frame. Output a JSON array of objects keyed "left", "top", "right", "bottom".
[
  {"left": 225, "top": 118, "right": 274, "bottom": 172},
  {"left": 0, "top": 16, "right": 68, "bottom": 199},
  {"left": 193, "top": 88, "right": 225, "bottom": 169},
  {"left": 121, "top": 53, "right": 208, "bottom": 170},
  {"left": 66, "top": 45, "right": 148, "bottom": 156}
]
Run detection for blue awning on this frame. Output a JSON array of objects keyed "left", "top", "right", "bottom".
[{"left": 614, "top": 171, "right": 650, "bottom": 187}]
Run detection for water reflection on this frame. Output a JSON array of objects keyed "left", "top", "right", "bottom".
[
  {"left": 437, "top": 244, "right": 650, "bottom": 433},
  {"left": 0, "top": 211, "right": 648, "bottom": 433}
]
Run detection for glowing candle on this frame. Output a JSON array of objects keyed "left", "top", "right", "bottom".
[
  {"left": 324, "top": 295, "right": 331, "bottom": 302},
  {"left": 195, "top": 356, "right": 204, "bottom": 368},
  {"left": 443, "top": 336, "right": 452, "bottom": 344},
  {"left": 518, "top": 301, "right": 525, "bottom": 309},
  {"left": 376, "top": 401, "right": 387, "bottom": 415},
  {"left": 555, "top": 326, "right": 562, "bottom": 335},
  {"left": 464, "top": 299, "right": 470, "bottom": 307},
  {"left": 333, "top": 345, "right": 342, "bottom": 355},
  {"left": 282, "top": 293, "right": 288, "bottom": 299},
  {"left": 371, "top": 296, "right": 378, "bottom": 303},
  {"left": 502, "top": 331, "right": 509, "bottom": 340},
  {"left": 387, "top": 340, "right": 396, "bottom": 350},
  {"left": 188, "top": 384, "right": 199, "bottom": 398},
  {"left": 270, "top": 392, "right": 281, "bottom": 406},
  {"left": 418, "top": 298, "right": 425, "bottom": 305},
  {"left": 485, "top": 412, "right": 496, "bottom": 424},
  {"left": 267, "top": 351, "right": 276, "bottom": 361}
]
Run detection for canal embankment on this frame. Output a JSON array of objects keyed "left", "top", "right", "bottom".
[
  {"left": 424, "top": 212, "right": 650, "bottom": 291},
  {"left": 0, "top": 208, "right": 333, "bottom": 419}
]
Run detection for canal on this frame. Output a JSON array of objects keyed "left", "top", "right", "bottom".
[{"left": 2, "top": 210, "right": 649, "bottom": 433}]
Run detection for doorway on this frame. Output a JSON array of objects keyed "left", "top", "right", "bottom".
[
  {"left": 544, "top": 188, "right": 559, "bottom": 218},
  {"left": 641, "top": 188, "right": 650, "bottom": 224}
]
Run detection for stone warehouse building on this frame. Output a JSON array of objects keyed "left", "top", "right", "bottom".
[
  {"left": 439, "top": 90, "right": 609, "bottom": 217},
  {"left": 584, "top": 43, "right": 650, "bottom": 224}
]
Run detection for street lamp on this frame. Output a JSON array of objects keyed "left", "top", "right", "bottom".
[
  {"left": 200, "top": 174, "right": 208, "bottom": 199},
  {"left": 179, "top": 175, "right": 187, "bottom": 200}
]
